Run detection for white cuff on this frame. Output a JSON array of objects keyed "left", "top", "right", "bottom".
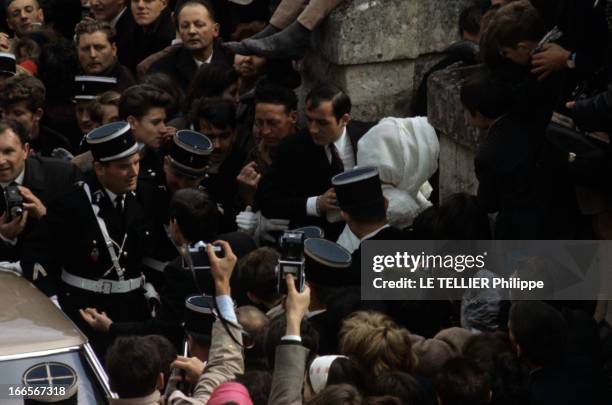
[
  {"left": 0, "top": 231, "right": 17, "bottom": 246},
  {"left": 215, "top": 295, "right": 237, "bottom": 323},
  {"left": 306, "top": 196, "right": 320, "bottom": 217},
  {"left": 281, "top": 335, "right": 302, "bottom": 342}
]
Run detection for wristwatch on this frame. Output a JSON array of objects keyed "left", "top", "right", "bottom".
[{"left": 567, "top": 52, "right": 577, "bottom": 69}]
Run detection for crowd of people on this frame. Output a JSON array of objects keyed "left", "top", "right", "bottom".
[{"left": 1, "top": 0, "right": 612, "bottom": 404}]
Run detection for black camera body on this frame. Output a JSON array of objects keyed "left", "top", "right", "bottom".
[
  {"left": 181, "top": 242, "right": 225, "bottom": 295},
  {"left": 3, "top": 185, "right": 24, "bottom": 220},
  {"left": 277, "top": 231, "right": 305, "bottom": 294}
]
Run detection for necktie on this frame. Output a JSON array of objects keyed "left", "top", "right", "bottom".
[
  {"left": 115, "top": 195, "right": 124, "bottom": 216},
  {"left": 329, "top": 143, "right": 344, "bottom": 176}
]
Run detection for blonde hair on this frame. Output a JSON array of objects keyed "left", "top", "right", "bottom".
[{"left": 339, "top": 311, "right": 418, "bottom": 377}]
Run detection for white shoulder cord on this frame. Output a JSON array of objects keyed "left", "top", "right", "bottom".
[{"left": 79, "top": 182, "right": 127, "bottom": 280}]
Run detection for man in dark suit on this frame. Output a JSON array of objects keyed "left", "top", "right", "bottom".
[
  {"left": 17, "top": 121, "right": 153, "bottom": 356},
  {"left": 90, "top": 0, "right": 139, "bottom": 72},
  {"left": 332, "top": 166, "right": 406, "bottom": 286},
  {"left": 0, "top": 120, "right": 80, "bottom": 262},
  {"left": 149, "top": 0, "right": 233, "bottom": 92},
  {"left": 257, "top": 84, "right": 372, "bottom": 240}
]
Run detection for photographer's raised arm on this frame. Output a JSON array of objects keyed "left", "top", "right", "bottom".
[
  {"left": 268, "top": 275, "right": 311, "bottom": 405},
  {"left": 169, "top": 241, "right": 244, "bottom": 405}
]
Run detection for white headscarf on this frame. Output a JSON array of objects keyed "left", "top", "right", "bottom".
[{"left": 357, "top": 117, "right": 439, "bottom": 229}]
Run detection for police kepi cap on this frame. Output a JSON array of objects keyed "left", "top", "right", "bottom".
[
  {"left": 304, "top": 238, "right": 351, "bottom": 287},
  {"left": 291, "top": 226, "right": 324, "bottom": 240},
  {"left": 168, "top": 130, "right": 213, "bottom": 178},
  {"left": 73, "top": 75, "right": 118, "bottom": 101},
  {"left": 332, "top": 166, "right": 384, "bottom": 212},
  {"left": 86, "top": 121, "right": 138, "bottom": 162},
  {"left": 184, "top": 294, "right": 216, "bottom": 337},
  {"left": 0, "top": 52, "right": 16, "bottom": 76}
]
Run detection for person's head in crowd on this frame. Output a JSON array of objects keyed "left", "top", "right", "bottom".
[
  {"left": 305, "top": 84, "right": 351, "bottom": 147},
  {"left": 366, "top": 396, "right": 403, "bottom": 405},
  {"left": 265, "top": 314, "right": 319, "bottom": 369},
  {"left": 234, "top": 53, "right": 267, "bottom": 85},
  {"left": 487, "top": 0, "right": 546, "bottom": 65},
  {"left": 90, "top": 0, "right": 125, "bottom": 22},
  {"left": 167, "top": 187, "right": 220, "bottom": 245},
  {"left": 119, "top": 84, "right": 172, "bottom": 150},
  {"left": 94, "top": 90, "right": 121, "bottom": 124},
  {"left": 410, "top": 205, "right": 438, "bottom": 238},
  {"left": 38, "top": 38, "right": 78, "bottom": 102},
  {"left": 460, "top": 68, "right": 513, "bottom": 130},
  {"left": 488, "top": 351, "right": 530, "bottom": 405},
  {"left": 187, "top": 63, "right": 240, "bottom": 109},
  {"left": 234, "top": 370, "right": 272, "bottom": 405},
  {"left": 0, "top": 119, "right": 29, "bottom": 184},
  {"left": 6, "top": 0, "right": 44, "bottom": 38},
  {"left": 371, "top": 371, "right": 427, "bottom": 405},
  {"left": 435, "top": 357, "right": 491, "bottom": 405},
  {"left": 253, "top": 82, "right": 297, "bottom": 151},
  {"left": 14, "top": 36, "right": 40, "bottom": 65},
  {"left": 306, "top": 383, "right": 363, "bottom": 405},
  {"left": 236, "top": 305, "right": 270, "bottom": 370},
  {"left": 75, "top": 19, "right": 117, "bottom": 75},
  {"left": 508, "top": 301, "right": 568, "bottom": 367},
  {"left": 141, "top": 72, "right": 183, "bottom": 119},
  {"left": 461, "top": 269, "right": 507, "bottom": 333},
  {"left": 304, "top": 356, "right": 367, "bottom": 401},
  {"left": 208, "top": 381, "right": 254, "bottom": 405},
  {"left": 339, "top": 311, "right": 417, "bottom": 377},
  {"left": 175, "top": 0, "right": 219, "bottom": 62},
  {"left": 462, "top": 332, "right": 514, "bottom": 372},
  {"left": 0, "top": 74, "right": 45, "bottom": 141},
  {"left": 193, "top": 97, "right": 236, "bottom": 164},
  {"left": 131, "top": 0, "right": 167, "bottom": 28},
  {"left": 435, "top": 193, "right": 491, "bottom": 239},
  {"left": 106, "top": 336, "right": 164, "bottom": 399},
  {"left": 239, "top": 247, "right": 283, "bottom": 310},
  {"left": 145, "top": 334, "right": 178, "bottom": 389},
  {"left": 459, "top": 5, "right": 482, "bottom": 44}
]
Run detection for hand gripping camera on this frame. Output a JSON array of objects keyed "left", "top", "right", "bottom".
[
  {"left": 3, "top": 185, "right": 24, "bottom": 220},
  {"left": 277, "top": 231, "right": 306, "bottom": 294}
]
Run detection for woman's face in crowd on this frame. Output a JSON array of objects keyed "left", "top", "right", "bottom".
[
  {"left": 178, "top": 4, "right": 219, "bottom": 53},
  {"left": 131, "top": 0, "right": 166, "bottom": 27},
  {"left": 234, "top": 54, "right": 267, "bottom": 79}
]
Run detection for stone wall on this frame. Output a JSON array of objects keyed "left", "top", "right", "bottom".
[{"left": 301, "top": 0, "right": 475, "bottom": 121}]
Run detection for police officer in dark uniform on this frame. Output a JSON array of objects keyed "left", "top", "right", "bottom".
[
  {"left": 138, "top": 130, "right": 214, "bottom": 292},
  {"left": 19, "top": 121, "right": 154, "bottom": 356}
]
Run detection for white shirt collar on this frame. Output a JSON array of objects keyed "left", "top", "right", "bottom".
[
  {"left": 1, "top": 168, "right": 25, "bottom": 188},
  {"left": 337, "top": 223, "right": 390, "bottom": 254},
  {"left": 194, "top": 51, "right": 214, "bottom": 68},
  {"left": 103, "top": 187, "right": 122, "bottom": 204},
  {"left": 333, "top": 126, "right": 348, "bottom": 150},
  {"left": 109, "top": 7, "right": 126, "bottom": 29}
]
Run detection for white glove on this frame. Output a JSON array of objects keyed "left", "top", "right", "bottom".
[
  {"left": 49, "top": 295, "right": 61, "bottom": 309},
  {"left": 256, "top": 214, "right": 290, "bottom": 244},
  {"left": 236, "top": 206, "right": 259, "bottom": 235},
  {"left": 0, "top": 261, "right": 23, "bottom": 277}
]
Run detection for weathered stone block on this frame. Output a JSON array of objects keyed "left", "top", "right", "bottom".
[{"left": 314, "top": 0, "right": 474, "bottom": 65}]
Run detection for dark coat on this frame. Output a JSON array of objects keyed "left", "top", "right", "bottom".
[
  {"left": 20, "top": 172, "right": 154, "bottom": 353},
  {"left": 256, "top": 121, "right": 373, "bottom": 240},
  {"left": 0, "top": 156, "right": 81, "bottom": 261},
  {"left": 101, "top": 61, "right": 137, "bottom": 93},
  {"left": 132, "top": 8, "right": 176, "bottom": 69},
  {"left": 30, "top": 125, "right": 73, "bottom": 156},
  {"left": 202, "top": 146, "right": 246, "bottom": 233},
  {"left": 149, "top": 41, "right": 233, "bottom": 92},
  {"left": 115, "top": 8, "right": 140, "bottom": 72},
  {"left": 474, "top": 114, "right": 549, "bottom": 239}
]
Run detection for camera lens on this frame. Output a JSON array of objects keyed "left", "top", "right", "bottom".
[{"left": 10, "top": 206, "right": 23, "bottom": 218}]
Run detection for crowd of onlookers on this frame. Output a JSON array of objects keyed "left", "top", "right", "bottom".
[{"left": 2, "top": 0, "right": 612, "bottom": 404}]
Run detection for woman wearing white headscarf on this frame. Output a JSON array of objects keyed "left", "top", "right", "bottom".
[{"left": 357, "top": 116, "right": 439, "bottom": 230}]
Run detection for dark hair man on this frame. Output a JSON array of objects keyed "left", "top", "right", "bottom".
[
  {"left": 435, "top": 357, "right": 491, "bottom": 405},
  {"left": 89, "top": 0, "right": 139, "bottom": 71},
  {"left": 0, "top": 75, "right": 72, "bottom": 157},
  {"left": 256, "top": 84, "right": 372, "bottom": 240},
  {"left": 0, "top": 119, "right": 80, "bottom": 262},
  {"left": 75, "top": 19, "right": 136, "bottom": 92},
  {"left": 149, "top": 0, "right": 232, "bottom": 91},
  {"left": 106, "top": 336, "right": 164, "bottom": 401},
  {"left": 17, "top": 121, "right": 153, "bottom": 356},
  {"left": 5, "top": 0, "right": 44, "bottom": 38}
]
